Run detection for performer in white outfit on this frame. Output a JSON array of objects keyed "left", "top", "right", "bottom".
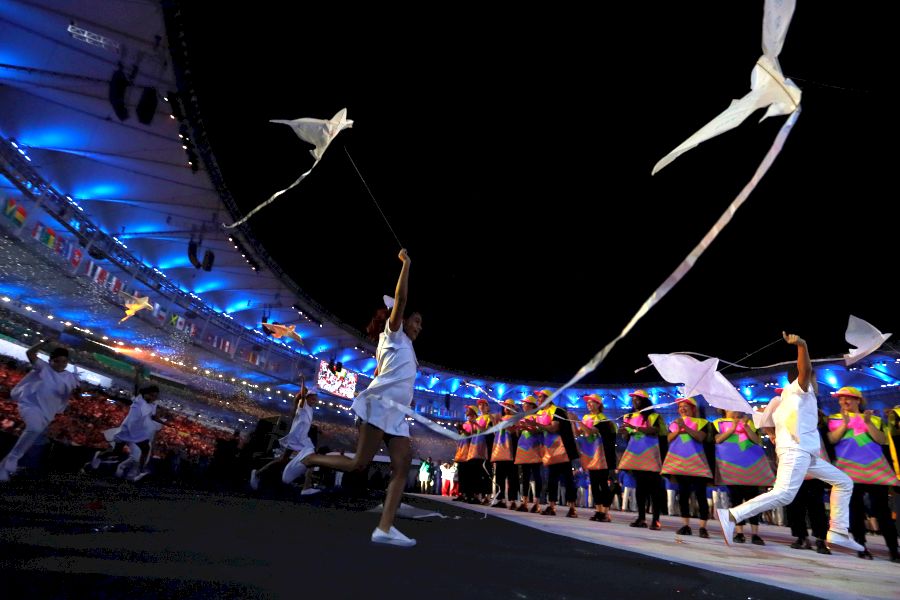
[
  {"left": 90, "top": 367, "right": 165, "bottom": 481},
  {"left": 1, "top": 341, "right": 80, "bottom": 482},
  {"left": 302, "top": 249, "right": 421, "bottom": 547},
  {"left": 252, "top": 380, "right": 319, "bottom": 489},
  {"left": 718, "top": 332, "right": 863, "bottom": 552}
]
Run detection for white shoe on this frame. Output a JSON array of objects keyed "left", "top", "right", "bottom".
[
  {"left": 0, "top": 467, "right": 9, "bottom": 483},
  {"left": 115, "top": 461, "right": 128, "bottom": 478},
  {"left": 91, "top": 451, "right": 102, "bottom": 470},
  {"left": 300, "top": 487, "right": 321, "bottom": 496},
  {"left": 371, "top": 526, "right": 416, "bottom": 547},
  {"left": 717, "top": 508, "right": 735, "bottom": 546},
  {"left": 132, "top": 471, "right": 150, "bottom": 482},
  {"left": 826, "top": 530, "right": 865, "bottom": 552},
  {"left": 249, "top": 469, "right": 260, "bottom": 491},
  {"left": 281, "top": 454, "right": 309, "bottom": 484}
]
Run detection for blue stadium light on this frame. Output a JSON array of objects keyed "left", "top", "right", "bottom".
[{"left": 825, "top": 373, "right": 838, "bottom": 388}]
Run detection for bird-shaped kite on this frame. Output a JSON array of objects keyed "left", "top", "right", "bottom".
[
  {"left": 119, "top": 292, "right": 152, "bottom": 323},
  {"left": 844, "top": 315, "right": 892, "bottom": 366},
  {"left": 225, "top": 108, "right": 353, "bottom": 228},
  {"left": 652, "top": 0, "right": 801, "bottom": 175},
  {"left": 261, "top": 322, "right": 304, "bottom": 345},
  {"left": 649, "top": 353, "right": 753, "bottom": 413}
]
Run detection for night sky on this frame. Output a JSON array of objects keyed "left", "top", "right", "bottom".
[{"left": 179, "top": 3, "right": 896, "bottom": 384}]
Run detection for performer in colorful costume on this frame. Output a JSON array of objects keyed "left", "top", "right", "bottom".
[
  {"left": 576, "top": 394, "right": 618, "bottom": 522},
  {"left": 619, "top": 389, "right": 666, "bottom": 530},
  {"left": 714, "top": 409, "right": 774, "bottom": 545},
  {"left": 827, "top": 386, "right": 899, "bottom": 561},
  {"left": 662, "top": 397, "right": 713, "bottom": 538},
  {"left": 490, "top": 399, "right": 520, "bottom": 509}
]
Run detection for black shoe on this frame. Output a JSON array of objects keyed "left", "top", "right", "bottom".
[
  {"left": 790, "top": 537, "right": 810, "bottom": 550},
  {"left": 629, "top": 519, "right": 648, "bottom": 528},
  {"left": 751, "top": 534, "right": 765, "bottom": 546},
  {"left": 733, "top": 533, "right": 746, "bottom": 544},
  {"left": 699, "top": 527, "right": 710, "bottom": 539},
  {"left": 815, "top": 539, "right": 832, "bottom": 555},
  {"left": 857, "top": 549, "right": 874, "bottom": 560},
  {"left": 649, "top": 521, "right": 662, "bottom": 531},
  {"left": 676, "top": 525, "right": 692, "bottom": 536},
  {"left": 890, "top": 552, "right": 900, "bottom": 563}
]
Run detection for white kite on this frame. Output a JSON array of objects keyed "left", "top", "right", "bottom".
[
  {"left": 119, "top": 292, "right": 152, "bottom": 323},
  {"left": 649, "top": 353, "right": 753, "bottom": 413},
  {"left": 225, "top": 108, "right": 353, "bottom": 228},
  {"left": 844, "top": 315, "right": 892, "bottom": 366},
  {"left": 652, "top": 0, "right": 801, "bottom": 175},
  {"left": 261, "top": 322, "right": 304, "bottom": 345}
]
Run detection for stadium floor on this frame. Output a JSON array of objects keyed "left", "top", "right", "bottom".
[{"left": 1, "top": 473, "right": 879, "bottom": 600}]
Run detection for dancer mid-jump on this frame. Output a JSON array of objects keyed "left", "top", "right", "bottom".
[
  {"left": 292, "top": 249, "right": 422, "bottom": 547},
  {"left": 718, "top": 332, "right": 863, "bottom": 552}
]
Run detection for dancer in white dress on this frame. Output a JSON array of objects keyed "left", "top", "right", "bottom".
[
  {"left": 1, "top": 341, "right": 80, "bottom": 482},
  {"left": 251, "top": 378, "right": 319, "bottom": 490},
  {"left": 301, "top": 249, "right": 421, "bottom": 547}
]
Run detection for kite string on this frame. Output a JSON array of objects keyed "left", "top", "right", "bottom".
[
  {"left": 718, "top": 336, "right": 784, "bottom": 373},
  {"left": 343, "top": 147, "right": 403, "bottom": 249}
]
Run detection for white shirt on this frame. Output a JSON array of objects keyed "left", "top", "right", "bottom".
[
  {"left": 280, "top": 403, "right": 315, "bottom": 452},
  {"left": 12, "top": 359, "right": 80, "bottom": 422},
  {"left": 116, "top": 395, "right": 158, "bottom": 442},
  {"left": 773, "top": 378, "right": 821, "bottom": 454}
]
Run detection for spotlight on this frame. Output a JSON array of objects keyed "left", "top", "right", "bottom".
[
  {"left": 109, "top": 66, "right": 130, "bottom": 121},
  {"left": 187, "top": 239, "right": 202, "bottom": 268},
  {"left": 136, "top": 86, "right": 158, "bottom": 125},
  {"left": 201, "top": 249, "right": 214, "bottom": 271}
]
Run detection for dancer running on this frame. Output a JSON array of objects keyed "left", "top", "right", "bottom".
[
  {"left": 90, "top": 367, "right": 165, "bottom": 481},
  {"left": 297, "top": 249, "right": 422, "bottom": 547},
  {"left": 718, "top": 332, "right": 863, "bottom": 552},
  {"left": 250, "top": 376, "right": 319, "bottom": 490},
  {"left": 1, "top": 341, "right": 80, "bottom": 482}
]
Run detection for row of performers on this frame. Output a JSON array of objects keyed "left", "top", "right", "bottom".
[{"left": 453, "top": 388, "right": 900, "bottom": 559}]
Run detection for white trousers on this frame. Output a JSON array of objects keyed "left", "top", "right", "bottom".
[
  {"left": 730, "top": 447, "right": 853, "bottom": 534},
  {"left": 2, "top": 406, "right": 50, "bottom": 471}
]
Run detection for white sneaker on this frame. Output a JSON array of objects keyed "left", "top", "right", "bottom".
[
  {"left": 91, "top": 451, "right": 102, "bottom": 470},
  {"left": 249, "top": 469, "right": 260, "bottom": 490},
  {"left": 717, "top": 508, "right": 735, "bottom": 546},
  {"left": 826, "top": 530, "right": 865, "bottom": 552},
  {"left": 300, "top": 487, "right": 321, "bottom": 496},
  {"left": 132, "top": 471, "right": 150, "bottom": 482},
  {"left": 0, "top": 467, "right": 9, "bottom": 483},
  {"left": 371, "top": 526, "right": 416, "bottom": 547},
  {"left": 281, "top": 454, "right": 308, "bottom": 484},
  {"left": 115, "top": 461, "right": 128, "bottom": 478}
]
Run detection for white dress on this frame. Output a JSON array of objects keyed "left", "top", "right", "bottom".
[
  {"left": 280, "top": 403, "right": 315, "bottom": 459},
  {"left": 351, "top": 321, "right": 417, "bottom": 437}
]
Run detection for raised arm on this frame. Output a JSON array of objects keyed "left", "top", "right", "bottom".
[
  {"left": 783, "top": 331, "right": 811, "bottom": 392},
  {"left": 25, "top": 339, "right": 49, "bottom": 366},
  {"left": 388, "top": 249, "right": 411, "bottom": 333},
  {"left": 133, "top": 364, "right": 144, "bottom": 396}
]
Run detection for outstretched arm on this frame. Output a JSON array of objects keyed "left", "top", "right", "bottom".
[
  {"left": 388, "top": 249, "right": 411, "bottom": 333},
  {"left": 133, "top": 365, "right": 144, "bottom": 396},
  {"left": 783, "top": 331, "right": 811, "bottom": 392},
  {"left": 25, "top": 339, "right": 49, "bottom": 366}
]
